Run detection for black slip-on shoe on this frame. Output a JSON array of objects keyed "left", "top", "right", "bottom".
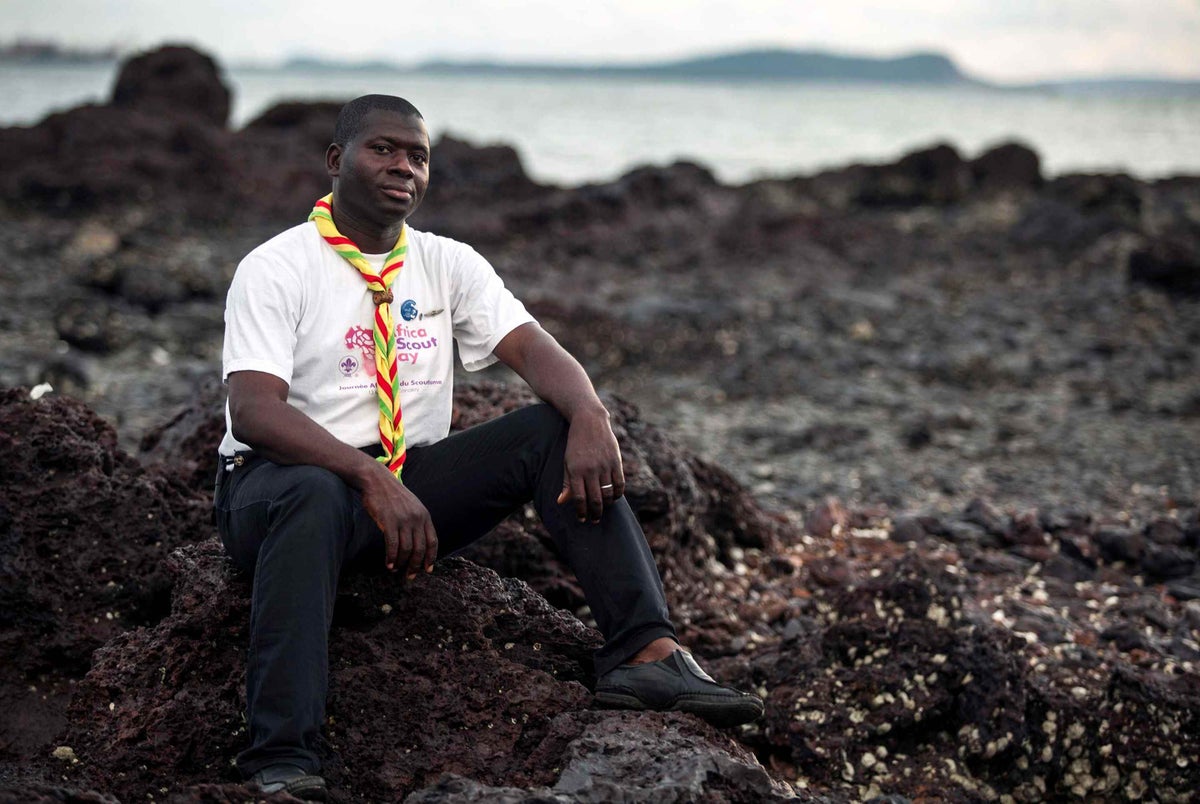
[
  {"left": 250, "top": 764, "right": 328, "bottom": 801},
  {"left": 594, "top": 649, "right": 764, "bottom": 728}
]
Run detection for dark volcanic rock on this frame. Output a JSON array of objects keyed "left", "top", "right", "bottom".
[
  {"left": 1129, "top": 224, "right": 1200, "bottom": 297},
  {"left": 970, "top": 141, "right": 1042, "bottom": 192},
  {"left": 1047, "top": 172, "right": 1144, "bottom": 231},
  {"left": 232, "top": 102, "right": 342, "bottom": 222},
  {"left": 0, "top": 102, "right": 233, "bottom": 214},
  {"left": 612, "top": 161, "right": 718, "bottom": 208},
  {"left": 1009, "top": 196, "right": 1112, "bottom": 254},
  {"left": 718, "top": 179, "right": 822, "bottom": 255},
  {"left": 410, "top": 715, "right": 791, "bottom": 802},
  {"left": 501, "top": 161, "right": 729, "bottom": 259},
  {"left": 1041, "top": 553, "right": 1095, "bottom": 583},
  {"left": 734, "top": 556, "right": 1031, "bottom": 798},
  {"left": 963, "top": 496, "right": 1008, "bottom": 536},
  {"left": 425, "top": 135, "right": 541, "bottom": 203},
  {"left": 1145, "top": 517, "right": 1186, "bottom": 546},
  {"left": 1094, "top": 526, "right": 1145, "bottom": 564},
  {"left": 855, "top": 143, "right": 972, "bottom": 207},
  {"left": 53, "top": 298, "right": 134, "bottom": 353},
  {"left": 1141, "top": 544, "right": 1198, "bottom": 581},
  {"left": 0, "top": 388, "right": 212, "bottom": 759},
  {"left": 1005, "top": 508, "right": 1047, "bottom": 547},
  {"left": 888, "top": 515, "right": 927, "bottom": 544},
  {"left": 111, "top": 45, "right": 231, "bottom": 127},
  {"left": 240, "top": 100, "right": 343, "bottom": 152},
  {"left": 725, "top": 550, "right": 1200, "bottom": 801},
  {"left": 138, "top": 378, "right": 227, "bottom": 492},
  {"left": 1056, "top": 532, "right": 1099, "bottom": 567}
]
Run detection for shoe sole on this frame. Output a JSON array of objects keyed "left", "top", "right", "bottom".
[
  {"left": 288, "top": 779, "right": 328, "bottom": 802},
  {"left": 257, "top": 778, "right": 328, "bottom": 802},
  {"left": 594, "top": 690, "right": 764, "bottom": 728}
]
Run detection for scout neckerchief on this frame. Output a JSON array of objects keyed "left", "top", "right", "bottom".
[{"left": 308, "top": 194, "right": 409, "bottom": 479}]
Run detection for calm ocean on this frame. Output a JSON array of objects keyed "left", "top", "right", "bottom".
[{"left": 4, "top": 62, "right": 1198, "bottom": 184}]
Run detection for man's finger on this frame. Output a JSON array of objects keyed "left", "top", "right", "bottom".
[
  {"left": 557, "top": 467, "right": 573, "bottom": 505},
  {"left": 406, "top": 526, "right": 425, "bottom": 580},
  {"left": 585, "top": 474, "right": 604, "bottom": 523},
  {"left": 600, "top": 471, "right": 616, "bottom": 498},
  {"left": 611, "top": 469, "right": 626, "bottom": 501},
  {"left": 385, "top": 526, "right": 400, "bottom": 572},
  {"left": 600, "top": 472, "right": 617, "bottom": 514},
  {"left": 571, "top": 473, "right": 588, "bottom": 521},
  {"left": 423, "top": 519, "right": 438, "bottom": 573},
  {"left": 397, "top": 529, "right": 414, "bottom": 577}
]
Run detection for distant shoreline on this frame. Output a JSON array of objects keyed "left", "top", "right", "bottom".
[
  {"left": 4, "top": 44, "right": 1198, "bottom": 94},
  {"left": 0, "top": 40, "right": 118, "bottom": 65}
]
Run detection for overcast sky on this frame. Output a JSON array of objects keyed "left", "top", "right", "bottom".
[{"left": 6, "top": 0, "right": 1200, "bottom": 82}]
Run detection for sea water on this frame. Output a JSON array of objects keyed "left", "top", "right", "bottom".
[{"left": 2, "top": 62, "right": 1198, "bottom": 185}]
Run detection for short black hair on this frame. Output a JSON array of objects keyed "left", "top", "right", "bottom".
[{"left": 333, "top": 95, "right": 423, "bottom": 146}]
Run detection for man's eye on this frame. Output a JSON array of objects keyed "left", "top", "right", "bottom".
[
  {"left": 373, "top": 145, "right": 390, "bottom": 154},
  {"left": 411, "top": 153, "right": 427, "bottom": 165}
]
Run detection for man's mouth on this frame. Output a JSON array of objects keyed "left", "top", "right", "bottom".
[{"left": 381, "top": 186, "right": 413, "bottom": 201}]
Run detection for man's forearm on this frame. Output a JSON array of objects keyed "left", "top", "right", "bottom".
[
  {"left": 524, "top": 351, "right": 609, "bottom": 423},
  {"left": 494, "top": 323, "right": 608, "bottom": 423},
  {"left": 228, "top": 375, "right": 386, "bottom": 491}
]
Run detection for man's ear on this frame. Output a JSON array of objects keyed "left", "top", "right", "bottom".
[{"left": 326, "top": 143, "right": 343, "bottom": 178}]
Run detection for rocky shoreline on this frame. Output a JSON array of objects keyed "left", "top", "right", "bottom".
[{"left": 1, "top": 45, "right": 1198, "bottom": 802}]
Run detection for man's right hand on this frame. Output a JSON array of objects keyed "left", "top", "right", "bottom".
[{"left": 359, "top": 462, "right": 438, "bottom": 577}]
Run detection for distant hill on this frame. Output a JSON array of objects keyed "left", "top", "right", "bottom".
[
  {"left": 414, "top": 48, "right": 975, "bottom": 84},
  {"left": 282, "top": 56, "right": 400, "bottom": 73},
  {"left": 272, "top": 49, "right": 1200, "bottom": 94}
]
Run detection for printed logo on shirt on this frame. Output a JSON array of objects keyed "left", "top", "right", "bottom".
[
  {"left": 335, "top": 318, "right": 444, "bottom": 391},
  {"left": 338, "top": 355, "right": 360, "bottom": 376},
  {"left": 394, "top": 324, "right": 440, "bottom": 365}
]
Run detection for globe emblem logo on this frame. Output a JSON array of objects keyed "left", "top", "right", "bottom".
[
  {"left": 339, "top": 355, "right": 360, "bottom": 376},
  {"left": 400, "top": 299, "right": 419, "bottom": 321}
]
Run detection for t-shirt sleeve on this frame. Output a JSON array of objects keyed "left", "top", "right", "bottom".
[
  {"left": 222, "top": 250, "right": 300, "bottom": 385},
  {"left": 449, "top": 244, "right": 536, "bottom": 371}
]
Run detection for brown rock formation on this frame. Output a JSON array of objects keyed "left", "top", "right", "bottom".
[
  {"left": 111, "top": 45, "right": 231, "bottom": 128},
  {"left": 0, "top": 388, "right": 211, "bottom": 763}
]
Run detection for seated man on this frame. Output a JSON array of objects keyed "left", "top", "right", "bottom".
[{"left": 214, "top": 94, "right": 762, "bottom": 800}]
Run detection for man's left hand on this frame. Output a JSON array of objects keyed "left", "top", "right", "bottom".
[{"left": 556, "top": 408, "right": 625, "bottom": 523}]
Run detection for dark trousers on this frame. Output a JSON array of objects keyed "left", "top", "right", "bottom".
[{"left": 213, "top": 403, "right": 677, "bottom": 776}]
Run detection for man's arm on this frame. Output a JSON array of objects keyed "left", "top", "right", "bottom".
[
  {"left": 492, "top": 322, "right": 624, "bottom": 523},
  {"left": 227, "top": 370, "right": 436, "bottom": 577}
]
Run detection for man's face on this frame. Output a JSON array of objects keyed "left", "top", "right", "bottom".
[{"left": 327, "top": 109, "right": 430, "bottom": 232}]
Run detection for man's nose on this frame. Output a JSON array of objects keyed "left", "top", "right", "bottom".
[{"left": 387, "top": 154, "right": 414, "bottom": 175}]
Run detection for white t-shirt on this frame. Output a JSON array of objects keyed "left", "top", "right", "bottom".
[{"left": 218, "top": 222, "right": 535, "bottom": 456}]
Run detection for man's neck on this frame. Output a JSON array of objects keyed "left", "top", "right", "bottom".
[{"left": 331, "top": 208, "right": 404, "bottom": 254}]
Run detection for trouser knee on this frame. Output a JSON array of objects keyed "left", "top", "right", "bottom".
[
  {"left": 221, "top": 463, "right": 358, "bottom": 575},
  {"left": 515, "top": 403, "right": 569, "bottom": 453}
]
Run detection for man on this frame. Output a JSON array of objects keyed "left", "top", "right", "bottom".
[{"left": 214, "top": 94, "right": 762, "bottom": 800}]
